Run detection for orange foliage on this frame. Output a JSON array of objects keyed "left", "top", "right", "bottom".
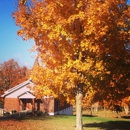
[
  {"left": 0, "top": 120, "right": 37, "bottom": 130},
  {"left": 13, "top": 0, "right": 130, "bottom": 129},
  {"left": 0, "top": 59, "right": 29, "bottom": 99}
]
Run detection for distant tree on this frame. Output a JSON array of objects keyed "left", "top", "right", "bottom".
[
  {"left": 13, "top": 0, "right": 130, "bottom": 129},
  {"left": 0, "top": 59, "right": 29, "bottom": 100}
]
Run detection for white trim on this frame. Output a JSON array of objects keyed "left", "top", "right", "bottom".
[
  {"left": 48, "top": 112, "right": 55, "bottom": 115},
  {"left": 18, "top": 92, "right": 35, "bottom": 99},
  {"left": 43, "top": 96, "right": 53, "bottom": 98},
  {"left": 1, "top": 80, "right": 33, "bottom": 98}
]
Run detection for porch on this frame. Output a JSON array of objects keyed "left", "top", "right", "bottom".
[{"left": 18, "top": 91, "right": 35, "bottom": 112}]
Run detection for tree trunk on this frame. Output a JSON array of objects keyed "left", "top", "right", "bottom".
[
  {"left": 75, "top": 84, "right": 83, "bottom": 130},
  {"left": 124, "top": 105, "right": 129, "bottom": 115},
  {"left": 90, "top": 107, "right": 93, "bottom": 116},
  {"left": 116, "top": 111, "right": 121, "bottom": 118}
]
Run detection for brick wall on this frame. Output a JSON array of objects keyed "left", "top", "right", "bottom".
[
  {"left": 35, "top": 97, "right": 55, "bottom": 113},
  {"left": 4, "top": 98, "right": 19, "bottom": 112},
  {"left": 41, "top": 97, "right": 54, "bottom": 113}
]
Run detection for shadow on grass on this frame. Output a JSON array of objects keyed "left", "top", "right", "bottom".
[
  {"left": 121, "top": 116, "right": 130, "bottom": 119},
  {"left": 83, "top": 120, "right": 130, "bottom": 130},
  {"left": 82, "top": 114, "right": 97, "bottom": 117},
  {"left": 0, "top": 114, "right": 72, "bottom": 121}
]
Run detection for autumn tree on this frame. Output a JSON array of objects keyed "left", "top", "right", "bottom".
[
  {"left": 13, "top": 0, "right": 130, "bottom": 129},
  {"left": 0, "top": 59, "right": 29, "bottom": 100},
  {"left": 121, "top": 96, "right": 130, "bottom": 115},
  {"left": 91, "top": 57, "right": 130, "bottom": 114}
]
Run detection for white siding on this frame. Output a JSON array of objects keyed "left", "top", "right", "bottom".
[
  {"left": 48, "top": 106, "right": 73, "bottom": 116},
  {"left": 19, "top": 92, "right": 35, "bottom": 99},
  {"left": 6, "top": 83, "right": 34, "bottom": 98}
]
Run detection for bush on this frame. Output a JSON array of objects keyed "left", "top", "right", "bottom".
[
  {"left": 37, "top": 110, "right": 43, "bottom": 116},
  {"left": 43, "top": 112, "right": 49, "bottom": 116},
  {"left": 0, "top": 100, "right": 4, "bottom": 108},
  {"left": 4, "top": 111, "right": 10, "bottom": 116},
  {"left": 12, "top": 110, "right": 17, "bottom": 114}
]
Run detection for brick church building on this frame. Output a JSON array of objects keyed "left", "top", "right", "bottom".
[{"left": 1, "top": 79, "right": 73, "bottom": 115}]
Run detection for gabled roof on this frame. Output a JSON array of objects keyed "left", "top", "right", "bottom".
[
  {"left": 1, "top": 79, "right": 34, "bottom": 98},
  {"left": 18, "top": 91, "right": 35, "bottom": 99}
]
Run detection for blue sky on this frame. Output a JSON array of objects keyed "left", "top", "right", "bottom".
[
  {"left": 0, "top": 0, "right": 130, "bottom": 68},
  {"left": 0, "top": 0, "right": 36, "bottom": 68}
]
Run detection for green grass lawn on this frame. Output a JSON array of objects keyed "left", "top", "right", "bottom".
[{"left": 0, "top": 115, "right": 130, "bottom": 130}]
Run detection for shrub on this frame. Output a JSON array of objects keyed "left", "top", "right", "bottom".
[
  {"left": 12, "top": 110, "right": 17, "bottom": 114},
  {"left": 37, "top": 110, "right": 43, "bottom": 116},
  {"left": 4, "top": 111, "right": 10, "bottom": 116},
  {"left": 0, "top": 100, "right": 4, "bottom": 108},
  {"left": 43, "top": 111, "right": 49, "bottom": 116}
]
